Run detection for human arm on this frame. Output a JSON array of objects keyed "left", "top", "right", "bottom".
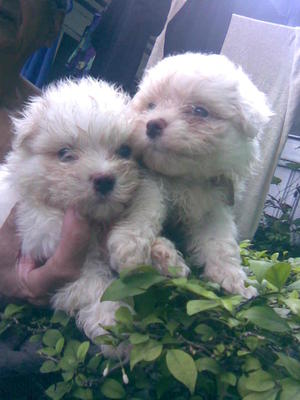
[{"left": 0, "top": 207, "right": 91, "bottom": 306}]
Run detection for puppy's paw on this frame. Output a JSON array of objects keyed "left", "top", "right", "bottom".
[
  {"left": 77, "top": 300, "right": 122, "bottom": 341},
  {"left": 204, "top": 263, "right": 257, "bottom": 299},
  {"left": 108, "top": 234, "right": 152, "bottom": 272},
  {"left": 151, "top": 237, "right": 190, "bottom": 277},
  {"left": 79, "top": 301, "right": 131, "bottom": 360}
]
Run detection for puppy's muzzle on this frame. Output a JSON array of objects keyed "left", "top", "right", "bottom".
[
  {"left": 146, "top": 118, "right": 167, "bottom": 139},
  {"left": 92, "top": 174, "right": 116, "bottom": 195}
]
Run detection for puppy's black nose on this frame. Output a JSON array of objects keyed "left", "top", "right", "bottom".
[
  {"left": 93, "top": 174, "right": 116, "bottom": 195},
  {"left": 146, "top": 118, "right": 167, "bottom": 139}
]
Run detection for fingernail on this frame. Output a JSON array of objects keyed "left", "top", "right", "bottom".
[{"left": 70, "top": 206, "right": 85, "bottom": 221}]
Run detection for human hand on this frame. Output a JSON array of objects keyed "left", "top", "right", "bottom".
[{"left": 0, "top": 207, "right": 91, "bottom": 306}]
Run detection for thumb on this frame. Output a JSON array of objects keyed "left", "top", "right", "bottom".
[
  {"left": 16, "top": 255, "right": 41, "bottom": 301},
  {"left": 51, "top": 207, "right": 91, "bottom": 273}
]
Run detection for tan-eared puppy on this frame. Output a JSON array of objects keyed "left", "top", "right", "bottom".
[{"left": 130, "top": 53, "right": 273, "bottom": 298}]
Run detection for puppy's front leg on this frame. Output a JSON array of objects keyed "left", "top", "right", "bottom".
[
  {"left": 107, "top": 177, "right": 166, "bottom": 273},
  {"left": 187, "top": 207, "right": 257, "bottom": 298}
]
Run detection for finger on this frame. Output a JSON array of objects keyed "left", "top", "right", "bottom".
[
  {"left": 53, "top": 207, "right": 91, "bottom": 269},
  {"left": 17, "top": 255, "right": 36, "bottom": 276},
  {"left": 0, "top": 204, "right": 20, "bottom": 249},
  {"left": 15, "top": 255, "right": 49, "bottom": 305},
  {"left": 2, "top": 204, "right": 18, "bottom": 229}
]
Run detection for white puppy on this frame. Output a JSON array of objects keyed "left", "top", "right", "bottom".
[
  {"left": 130, "top": 53, "right": 273, "bottom": 298},
  {"left": 0, "top": 78, "right": 180, "bottom": 344}
]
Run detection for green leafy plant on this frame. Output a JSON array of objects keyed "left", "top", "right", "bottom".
[
  {"left": 254, "top": 171, "right": 300, "bottom": 257},
  {"left": 1, "top": 243, "right": 300, "bottom": 399}
]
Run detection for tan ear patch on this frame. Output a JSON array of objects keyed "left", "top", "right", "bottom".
[{"left": 11, "top": 96, "right": 46, "bottom": 151}]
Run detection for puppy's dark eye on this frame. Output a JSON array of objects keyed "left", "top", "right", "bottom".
[
  {"left": 192, "top": 106, "right": 209, "bottom": 118},
  {"left": 116, "top": 144, "right": 132, "bottom": 159},
  {"left": 147, "top": 102, "right": 156, "bottom": 110},
  {"left": 58, "top": 148, "right": 75, "bottom": 162}
]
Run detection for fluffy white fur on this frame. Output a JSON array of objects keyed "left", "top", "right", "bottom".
[
  {"left": 0, "top": 78, "right": 187, "bottom": 350},
  {"left": 130, "top": 53, "right": 273, "bottom": 298}
]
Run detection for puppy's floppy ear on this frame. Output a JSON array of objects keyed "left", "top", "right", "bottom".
[
  {"left": 236, "top": 69, "right": 273, "bottom": 138},
  {"left": 11, "top": 96, "right": 46, "bottom": 151}
]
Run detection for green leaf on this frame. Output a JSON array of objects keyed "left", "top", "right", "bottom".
[
  {"left": 144, "top": 343, "right": 163, "bottom": 362},
  {"left": 64, "top": 340, "right": 81, "bottom": 358},
  {"left": 119, "top": 265, "right": 157, "bottom": 280},
  {"left": 237, "top": 350, "right": 250, "bottom": 357},
  {"left": 271, "top": 176, "right": 282, "bottom": 185},
  {"left": 58, "top": 340, "right": 81, "bottom": 371},
  {"left": 243, "top": 389, "right": 279, "bottom": 400},
  {"left": 166, "top": 349, "right": 197, "bottom": 394},
  {"left": 77, "top": 341, "right": 90, "bottom": 362},
  {"left": 280, "top": 378, "right": 300, "bottom": 400},
  {"left": 219, "top": 372, "right": 237, "bottom": 386},
  {"left": 62, "top": 371, "right": 74, "bottom": 382},
  {"left": 42, "top": 329, "right": 63, "bottom": 347},
  {"left": 220, "top": 295, "right": 243, "bottom": 313},
  {"left": 172, "top": 279, "right": 219, "bottom": 299},
  {"left": 73, "top": 388, "right": 93, "bottom": 400},
  {"left": 40, "top": 360, "right": 59, "bottom": 374},
  {"left": 101, "top": 269, "right": 165, "bottom": 302},
  {"left": 75, "top": 374, "right": 87, "bottom": 387},
  {"left": 226, "top": 318, "right": 241, "bottom": 328},
  {"left": 288, "top": 280, "right": 300, "bottom": 291},
  {"left": 284, "top": 299, "right": 300, "bottom": 316},
  {"left": 243, "top": 357, "right": 262, "bottom": 372},
  {"left": 58, "top": 356, "right": 78, "bottom": 372},
  {"left": 130, "top": 339, "right": 162, "bottom": 370},
  {"left": 286, "top": 162, "right": 300, "bottom": 171},
  {"left": 45, "top": 382, "right": 71, "bottom": 400},
  {"left": 55, "top": 338, "right": 65, "bottom": 354},
  {"left": 115, "top": 306, "right": 133, "bottom": 326},
  {"left": 265, "top": 262, "right": 291, "bottom": 290},
  {"left": 276, "top": 352, "right": 300, "bottom": 381},
  {"left": 245, "top": 336, "right": 260, "bottom": 351},
  {"left": 29, "top": 334, "right": 42, "bottom": 343},
  {"left": 162, "top": 333, "right": 180, "bottom": 345},
  {"left": 75, "top": 373, "right": 87, "bottom": 387},
  {"left": 40, "top": 347, "right": 58, "bottom": 357},
  {"left": 248, "top": 260, "right": 273, "bottom": 283},
  {"left": 93, "top": 335, "right": 116, "bottom": 346},
  {"left": 101, "top": 279, "right": 145, "bottom": 301},
  {"left": 50, "top": 310, "right": 70, "bottom": 327},
  {"left": 187, "top": 300, "right": 220, "bottom": 315},
  {"left": 238, "top": 374, "right": 252, "bottom": 397},
  {"left": 101, "top": 379, "right": 126, "bottom": 399},
  {"left": 241, "top": 306, "right": 290, "bottom": 332},
  {"left": 0, "top": 321, "right": 10, "bottom": 335},
  {"left": 140, "top": 314, "right": 163, "bottom": 328},
  {"left": 196, "top": 357, "right": 220, "bottom": 374},
  {"left": 244, "top": 370, "right": 275, "bottom": 392},
  {"left": 121, "top": 267, "right": 166, "bottom": 289},
  {"left": 194, "top": 324, "right": 215, "bottom": 341},
  {"left": 166, "top": 320, "right": 179, "bottom": 336},
  {"left": 4, "top": 304, "right": 25, "bottom": 318},
  {"left": 87, "top": 355, "right": 101, "bottom": 372},
  {"left": 129, "top": 333, "right": 149, "bottom": 345}
]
